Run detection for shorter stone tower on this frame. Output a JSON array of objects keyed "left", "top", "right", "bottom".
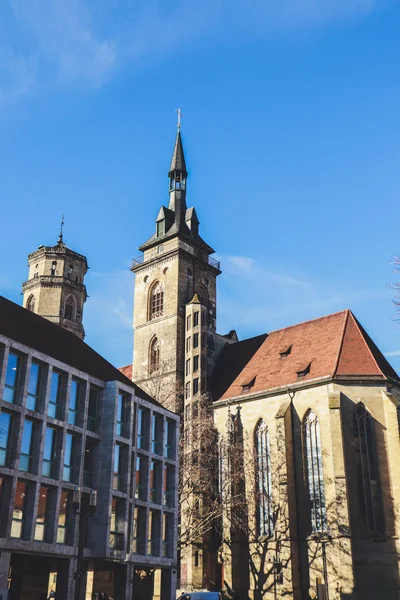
[{"left": 22, "top": 225, "right": 88, "bottom": 339}]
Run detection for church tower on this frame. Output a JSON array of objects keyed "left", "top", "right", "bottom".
[
  {"left": 22, "top": 222, "right": 88, "bottom": 340},
  {"left": 131, "top": 123, "right": 221, "bottom": 411}
]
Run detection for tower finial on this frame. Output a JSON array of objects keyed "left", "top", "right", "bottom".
[
  {"left": 176, "top": 108, "right": 183, "bottom": 129},
  {"left": 58, "top": 215, "right": 65, "bottom": 245}
]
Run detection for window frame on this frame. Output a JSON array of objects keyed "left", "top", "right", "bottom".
[{"left": 304, "top": 410, "right": 328, "bottom": 534}]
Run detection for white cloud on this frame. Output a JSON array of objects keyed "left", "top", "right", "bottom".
[
  {"left": 0, "top": 0, "right": 385, "bottom": 105},
  {"left": 218, "top": 253, "right": 392, "bottom": 335},
  {"left": 84, "top": 268, "right": 133, "bottom": 366},
  {"left": 384, "top": 350, "right": 400, "bottom": 357}
]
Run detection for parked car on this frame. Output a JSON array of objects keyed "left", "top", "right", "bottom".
[{"left": 178, "top": 593, "right": 221, "bottom": 600}]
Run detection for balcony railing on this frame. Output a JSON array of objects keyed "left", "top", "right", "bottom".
[
  {"left": 208, "top": 256, "right": 220, "bottom": 269},
  {"left": 132, "top": 252, "right": 220, "bottom": 270},
  {"left": 131, "top": 256, "right": 144, "bottom": 268}
]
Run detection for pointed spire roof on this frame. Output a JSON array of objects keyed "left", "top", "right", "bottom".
[
  {"left": 169, "top": 129, "right": 187, "bottom": 177},
  {"left": 188, "top": 292, "right": 201, "bottom": 305}
]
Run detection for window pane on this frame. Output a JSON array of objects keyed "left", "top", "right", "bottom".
[
  {"left": 34, "top": 486, "right": 49, "bottom": 541},
  {"left": 87, "top": 387, "right": 99, "bottom": 432},
  {"left": 4, "top": 352, "right": 21, "bottom": 403},
  {"left": 68, "top": 380, "right": 80, "bottom": 426},
  {"left": 27, "top": 362, "right": 42, "bottom": 411},
  {"left": 49, "top": 371, "right": 62, "bottom": 419},
  {"left": 11, "top": 481, "right": 27, "bottom": 539},
  {"left": 0, "top": 413, "right": 11, "bottom": 467},
  {"left": 20, "top": 419, "right": 34, "bottom": 472},
  {"left": 63, "top": 434, "right": 74, "bottom": 482},
  {"left": 57, "top": 491, "right": 69, "bottom": 544},
  {"left": 42, "top": 427, "right": 56, "bottom": 478}
]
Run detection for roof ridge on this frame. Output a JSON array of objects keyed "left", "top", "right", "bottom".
[
  {"left": 266, "top": 309, "right": 349, "bottom": 336},
  {"left": 332, "top": 309, "right": 350, "bottom": 377}
]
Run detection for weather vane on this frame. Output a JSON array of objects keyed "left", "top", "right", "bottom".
[
  {"left": 58, "top": 215, "right": 65, "bottom": 245},
  {"left": 176, "top": 108, "right": 183, "bottom": 129}
]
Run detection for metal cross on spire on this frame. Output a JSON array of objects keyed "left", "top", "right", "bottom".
[
  {"left": 58, "top": 215, "right": 65, "bottom": 245},
  {"left": 176, "top": 108, "right": 183, "bottom": 129}
]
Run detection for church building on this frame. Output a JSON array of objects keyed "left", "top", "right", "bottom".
[{"left": 125, "top": 123, "right": 400, "bottom": 600}]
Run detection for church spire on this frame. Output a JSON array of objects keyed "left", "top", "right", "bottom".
[
  {"left": 168, "top": 117, "right": 187, "bottom": 226},
  {"left": 169, "top": 129, "right": 187, "bottom": 179}
]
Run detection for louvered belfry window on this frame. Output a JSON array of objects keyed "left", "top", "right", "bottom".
[
  {"left": 150, "top": 282, "right": 164, "bottom": 320},
  {"left": 304, "top": 410, "right": 328, "bottom": 533},
  {"left": 255, "top": 420, "right": 273, "bottom": 537},
  {"left": 353, "top": 403, "right": 384, "bottom": 533}
]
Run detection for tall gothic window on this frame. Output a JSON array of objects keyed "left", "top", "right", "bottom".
[
  {"left": 149, "top": 282, "right": 164, "bottom": 320},
  {"left": 304, "top": 410, "right": 328, "bottom": 533},
  {"left": 27, "top": 295, "right": 35, "bottom": 313},
  {"left": 149, "top": 338, "right": 160, "bottom": 374},
  {"left": 64, "top": 295, "right": 76, "bottom": 321},
  {"left": 255, "top": 420, "right": 273, "bottom": 537},
  {"left": 353, "top": 403, "right": 384, "bottom": 533}
]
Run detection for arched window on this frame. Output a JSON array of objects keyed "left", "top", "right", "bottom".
[
  {"left": 149, "top": 282, "right": 164, "bottom": 320},
  {"left": 304, "top": 410, "right": 328, "bottom": 533},
  {"left": 149, "top": 337, "right": 160, "bottom": 374},
  {"left": 27, "top": 295, "right": 35, "bottom": 313},
  {"left": 64, "top": 295, "right": 76, "bottom": 321},
  {"left": 353, "top": 403, "right": 384, "bottom": 532},
  {"left": 197, "top": 284, "right": 209, "bottom": 307},
  {"left": 50, "top": 261, "right": 57, "bottom": 276},
  {"left": 255, "top": 420, "right": 273, "bottom": 537}
]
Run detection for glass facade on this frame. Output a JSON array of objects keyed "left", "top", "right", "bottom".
[
  {"left": 87, "top": 386, "right": 99, "bottom": 432},
  {"left": 11, "top": 481, "right": 27, "bottom": 538},
  {"left": 42, "top": 427, "right": 56, "bottom": 478},
  {"left": 116, "top": 393, "right": 128, "bottom": 437},
  {"left": 68, "top": 379, "right": 80, "bottom": 426},
  {"left": 0, "top": 342, "right": 178, "bottom": 568},
  {"left": 27, "top": 361, "right": 42, "bottom": 411},
  {"left": 4, "top": 352, "right": 21, "bottom": 404},
  {"left": 57, "top": 490, "right": 69, "bottom": 544},
  {"left": 48, "top": 371, "right": 62, "bottom": 419},
  {"left": 110, "top": 498, "right": 124, "bottom": 550},
  {"left": 137, "top": 408, "right": 149, "bottom": 450},
  {"left": 0, "top": 412, "right": 12, "bottom": 467},
  {"left": 165, "top": 419, "right": 174, "bottom": 459},
  {"left": 20, "top": 419, "right": 34, "bottom": 473},
  {"left": 113, "top": 444, "right": 123, "bottom": 491},
  {"left": 34, "top": 486, "right": 49, "bottom": 541},
  {"left": 151, "top": 414, "right": 162, "bottom": 455},
  {"left": 63, "top": 433, "right": 74, "bottom": 482}
]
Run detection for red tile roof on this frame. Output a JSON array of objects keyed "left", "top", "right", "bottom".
[
  {"left": 219, "top": 310, "right": 398, "bottom": 401},
  {"left": 119, "top": 364, "right": 133, "bottom": 380}
]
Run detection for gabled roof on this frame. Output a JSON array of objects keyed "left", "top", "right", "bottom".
[
  {"left": 219, "top": 310, "right": 399, "bottom": 401},
  {"left": 185, "top": 207, "right": 199, "bottom": 224},
  {"left": 0, "top": 296, "right": 159, "bottom": 406},
  {"left": 209, "top": 333, "right": 268, "bottom": 400}
]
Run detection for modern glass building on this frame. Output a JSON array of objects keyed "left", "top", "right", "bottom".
[{"left": 0, "top": 295, "right": 179, "bottom": 600}]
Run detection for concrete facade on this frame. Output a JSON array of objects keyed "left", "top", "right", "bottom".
[{"left": 0, "top": 309, "right": 179, "bottom": 600}]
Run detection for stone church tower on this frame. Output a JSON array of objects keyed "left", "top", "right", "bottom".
[
  {"left": 131, "top": 126, "right": 221, "bottom": 411},
  {"left": 22, "top": 224, "right": 88, "bottom": 339}
]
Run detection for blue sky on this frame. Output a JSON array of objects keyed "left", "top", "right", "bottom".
[{"left": 1, "top": 0, "right": 400, "bottom": 372}]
